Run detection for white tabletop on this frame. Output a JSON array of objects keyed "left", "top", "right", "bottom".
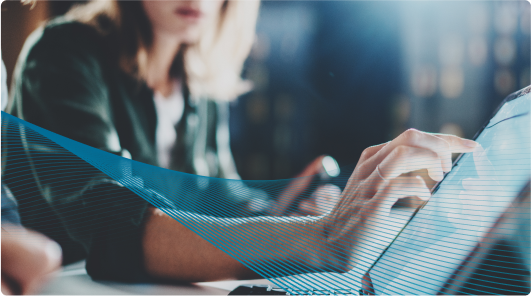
[{"left": 39, "top": 261, "right": 272, "bottom": 295}]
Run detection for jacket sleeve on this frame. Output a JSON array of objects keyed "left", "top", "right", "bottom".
[{"left": 8, "top": 21, "right": 151, "bottom": 282}]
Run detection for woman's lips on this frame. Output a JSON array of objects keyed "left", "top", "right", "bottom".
[{"left": 175, "top": 7, "right": 202, "bottom": 19}]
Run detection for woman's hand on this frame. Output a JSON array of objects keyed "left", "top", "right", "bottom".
[
  {"left": 1, "top": 226, "right": 62, "bottom": 295},
  {"left": 141, "top": 129, "right": 478, "bottom": 281},
  {"left": 317, "top": 129, "right": 478, "bottom": 272}
]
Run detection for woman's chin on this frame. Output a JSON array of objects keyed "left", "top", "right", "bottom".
[{"left": 157, "top": 26, "right": 202, "bottom": 44}]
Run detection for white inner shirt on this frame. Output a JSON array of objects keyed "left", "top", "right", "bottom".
[{"left": 153, "top": 80, "right": 185, "bottom": 169}]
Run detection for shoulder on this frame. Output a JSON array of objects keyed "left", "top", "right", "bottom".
[
  {"left": 21, "top": 17, "right": 108, "bottom": 65},
  {"left": 43, "top": 17, "right": 102, "bottom": 40},
  {"left": 10, "top": 18, "right": 116, "bottom": 115}
]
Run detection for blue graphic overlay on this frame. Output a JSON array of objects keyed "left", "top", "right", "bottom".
[
  {"left": 1, "top": 111, "right": 352, "bottom": 292},
  {"left": 1, "top": 92, "right": 529, "bottom": 295}
]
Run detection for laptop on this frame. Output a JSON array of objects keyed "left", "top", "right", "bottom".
[{"left": 363, "top": 86, "right": 531, "bottom": 295}]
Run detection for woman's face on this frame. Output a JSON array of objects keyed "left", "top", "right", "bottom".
[{"left": 142, "top": 0, "right": 225, "bottom": 43}]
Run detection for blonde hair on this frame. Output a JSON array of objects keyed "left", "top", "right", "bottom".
[{"left": 66, "top": 0, "right": 260, "bottom": 101}]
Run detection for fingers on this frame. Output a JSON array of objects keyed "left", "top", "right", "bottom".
[
  {"left": 346, "top": 176, "right": 430, "bottom": 269},
  {"left": 432, "top": 133, "right": 479, "bottom": 153},
  {"left": 356, "top": 129, "right": 478, "bottom": 181},
  {"left": 371, "top": 176, "right": 430, "bottom": 216},
  {"left": 377, "top": 145, "right": 445, "bottom": 181},
  {"left": 1, "top": 228, "right": 62, "bottom": 295},
  {"left": 358, "top": 143, "right": 388, "bottom": 164},
  {"left": 361, "top": 129, "right": 477, "bottom": 179}
]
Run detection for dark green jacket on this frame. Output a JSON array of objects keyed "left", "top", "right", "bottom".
[{"left": 6, "top": 18, "right": 253, "bottom": 282}]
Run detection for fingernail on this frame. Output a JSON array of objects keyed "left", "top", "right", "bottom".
[{"left": 463, "top": 139, "right": 478, "bottom": 148}]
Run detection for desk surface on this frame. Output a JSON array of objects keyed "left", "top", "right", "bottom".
[{"left": 39, "top": 261, "right": 272, "bottom": 295}]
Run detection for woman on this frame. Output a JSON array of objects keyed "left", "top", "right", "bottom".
[
  {"left": 10, "top": 0, "right": 266, "bottom": 209},
  {"left": 6, "top": 0, "right": 478, "bottom": 283}
]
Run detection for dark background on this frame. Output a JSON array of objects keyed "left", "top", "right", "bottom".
[{"left": 2, "top": 0, "right": 530, "bottom": 185}]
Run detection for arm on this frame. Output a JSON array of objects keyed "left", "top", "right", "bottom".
[
  {"left": 143, "top": 207, "right": 324, "bottom": 282},
  {"left": 141, "top": 129, "right": 478, "bottom": 281},
  {"left": 143, "top": 208, "right": 256, "bottom": 281}
]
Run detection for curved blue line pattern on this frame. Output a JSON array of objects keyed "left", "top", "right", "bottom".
[{"left": 1, "top": 91, "right": 530, "bottom": 295}]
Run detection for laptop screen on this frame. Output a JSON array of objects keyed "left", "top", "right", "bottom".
[{"left": 367, "top": 92, "right": 530, "bottom": 295}]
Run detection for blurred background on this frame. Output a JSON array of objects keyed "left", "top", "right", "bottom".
[{"left": 2, "top": 0, "right": 530, "bottom": 188}]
